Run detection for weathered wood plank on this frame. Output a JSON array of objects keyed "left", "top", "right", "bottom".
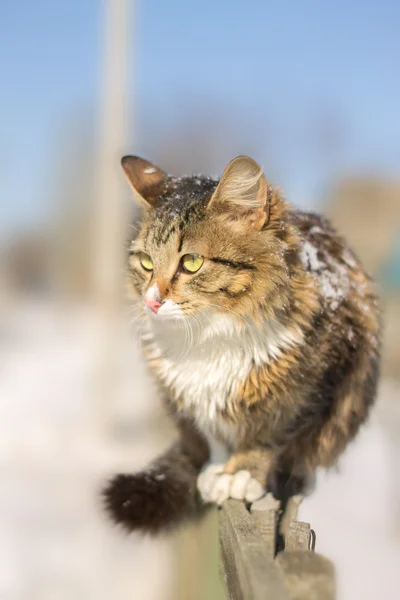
[
  {"left": 285, "top": 521, "right": 312, "bottom": 551},
  {"left": 219, "top": 500, "right": 289, "bottom": 600},
  {"left": 250, "top": 493, "right": 280, "bottom": 557},
  {"left": 280, "top": 495, "right": 304, "bottom": 539},
  {"left": 276, "top": 550, "right": 335, "bottom": 600}
]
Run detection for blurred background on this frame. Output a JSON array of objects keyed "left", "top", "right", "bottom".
[{"left": 0, "top": 1, "right": 399, "bottom": 598}]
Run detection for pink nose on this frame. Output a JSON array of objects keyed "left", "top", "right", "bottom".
[{"left": 144, "top": 297, "right": 162, "bottom": 314}]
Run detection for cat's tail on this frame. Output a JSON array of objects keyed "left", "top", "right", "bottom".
[{"left": 103, "top": 440, "right": 209, "bottom": 534}]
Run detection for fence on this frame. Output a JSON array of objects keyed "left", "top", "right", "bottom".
[{"left": 219, "top": 495, "right": 334, "bottom": 600}]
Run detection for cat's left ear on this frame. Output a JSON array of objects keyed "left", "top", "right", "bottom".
[
  {"left": 208, "top": 156, "right": 269, "bottom": 230},
  {"left": 121, "top": 155, "right": 166, "bottom": 208}
]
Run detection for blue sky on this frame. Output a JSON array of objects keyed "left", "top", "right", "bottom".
[{"left": 1, "top": 0, "right": 399, "bottom": 232}]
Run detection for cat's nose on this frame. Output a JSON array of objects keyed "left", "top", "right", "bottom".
[
  {"left": 144, "top": 285, "right": 163, "bottom": 314},
  {"left": 145, "top": 297, "right": 162, "bottom": 314}
]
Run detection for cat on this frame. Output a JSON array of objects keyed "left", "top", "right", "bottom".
[{"left": 103, "top": 154, "right": 381, "bottom": 534}]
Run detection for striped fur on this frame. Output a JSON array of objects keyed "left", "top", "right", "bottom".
[{"left": 103, "top": 155, "right": 381, "bottom": 534}]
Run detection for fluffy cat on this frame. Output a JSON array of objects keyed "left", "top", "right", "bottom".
[{"left": 103, "top": 155, "right": 381, "bottom": 534}]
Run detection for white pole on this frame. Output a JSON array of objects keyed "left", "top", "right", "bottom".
[
  {"left": 95, "top": 0, "right": 131, "bottom": 301},
  {"left": 93, "top": 0, "right": 132, "bottom": 437}
]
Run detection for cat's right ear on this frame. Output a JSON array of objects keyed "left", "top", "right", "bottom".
[{"left": 121, "top": 156, "right": 166, "bottom": 208}]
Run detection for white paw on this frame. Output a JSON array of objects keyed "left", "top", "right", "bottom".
[
  {"left": 197, "top": 465, "right": 265, "bottom": 505},
  {"left": 196, "top": 464, "right": 225, "bottom": 502}
]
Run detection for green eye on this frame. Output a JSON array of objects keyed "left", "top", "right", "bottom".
[
  {"left": 182, "top": 254, "right": 204, "bottom": 273},
  {"left": 139, "top": 252, "right": 154, "bottom": 271}
]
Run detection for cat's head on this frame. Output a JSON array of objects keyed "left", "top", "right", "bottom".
[{"left": 123, "top": 155, "right": 292, "bottom": 323}]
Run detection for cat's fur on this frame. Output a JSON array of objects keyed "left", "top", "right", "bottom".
[{"left": 103, "top": 155, "right": 381, "bottom": 533}]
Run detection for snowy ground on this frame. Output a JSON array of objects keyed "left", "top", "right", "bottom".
[
  {"left": 1, "top": 300, "right": 399, "bottom": 599},
  {"left": 300, "top": 377, "right": 400, "bottom": 600},
  {"left": 0, "top": 301, "right": 175, "bottom": 600}
]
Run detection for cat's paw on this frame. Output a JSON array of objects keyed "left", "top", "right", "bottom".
[{"left": 197, "top": 464, "right": 265, "bottom": 505}]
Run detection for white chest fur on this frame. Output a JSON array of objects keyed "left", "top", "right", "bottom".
[{"left": 142, "top": 312, "right": 303, "bottom": 446}]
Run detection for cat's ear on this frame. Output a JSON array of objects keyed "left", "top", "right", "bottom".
[
  {"left": 208, "top": 156, "right": 269, "bottom": 230},
  {"left": 121, "top": 156, "right": 166, "bottom": 208}
]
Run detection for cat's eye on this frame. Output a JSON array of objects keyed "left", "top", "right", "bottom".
[
  {"left": 182, "top": 254, "right": 204, "bottom": 273},
  {"left": 139, "top": 252, "right": 154, "bottom": 271}
]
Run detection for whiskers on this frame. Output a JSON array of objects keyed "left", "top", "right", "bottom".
[
  {"left": 198, "top": 302, "right": 251, "bottom": 336},
  {"left": 180, "top": 310, "right": 204, "bottom": 360},
  {"left": 126, "top": 301, "right": 145, "bottom": 330},
  {"left": 159, "top": 307, "right": 198, "bottom": 361},
  {"left": 179, "top": 314, "right": 192, "bottom": 360},
  {"left": 125, "top": 298, "right": 252, "bottom": 364},
  {"left": 125, "top": 302, "right": 149, "bottom": 354},
  {"left": 126, "top": 300, "right": 198, "bottom": 361}
]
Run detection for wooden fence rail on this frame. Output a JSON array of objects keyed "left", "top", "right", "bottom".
[{"left": 218, "top": 495, "right": 335, "bottom": 600}]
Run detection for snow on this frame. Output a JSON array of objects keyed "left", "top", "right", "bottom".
[
  {"left": 1, "top": 300, "right": 399, "bottom": 600},
  {"left": 300, "top": 379, "right": 400, "bottom": 599},
  {"left": 143, "top": 167, "right": 156, "bottom": 175},
  {"left": 300, "top": 241, "right": 325, "bottom": 271},
  {"left": 309, "top": 226, "right": 325, "bottom": 235},
  {"left": 300, "top": 239, "right": 350, "bottom": 310},
  {"left": 0, "top": 301, "right": 175, "bottom": 600},
  {"left": 320, "top": 266, "right": 349, "bottom": 303}
]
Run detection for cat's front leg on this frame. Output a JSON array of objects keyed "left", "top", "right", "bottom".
[{"left": 197, "top": 447, "right": 272, "bottom": 505}]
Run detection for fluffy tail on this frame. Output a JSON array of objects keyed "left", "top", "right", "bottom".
[{"left": 103, "top": 440, "right": 208, "bottom": 534}]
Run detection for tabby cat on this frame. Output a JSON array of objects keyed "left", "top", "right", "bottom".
[{"left": 104, "top": 155, "right": 381, "bottom": 533}]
